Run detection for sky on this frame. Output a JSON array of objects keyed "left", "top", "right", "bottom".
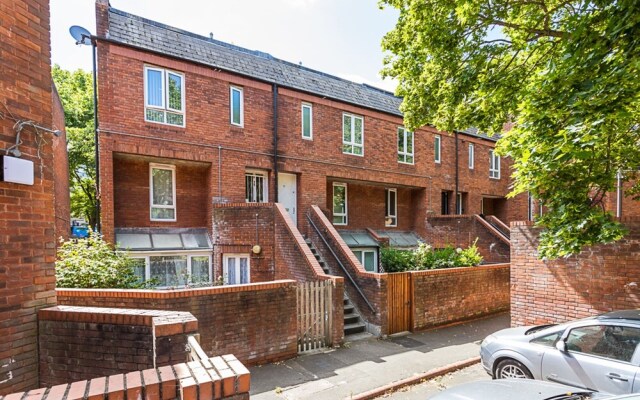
[{"left": 50, "top": 0, "right": 400, "bottom": 92}]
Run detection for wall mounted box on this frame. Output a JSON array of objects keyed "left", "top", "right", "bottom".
[{"left": 2, "top": 155, "right": 34, "bottom": 185}]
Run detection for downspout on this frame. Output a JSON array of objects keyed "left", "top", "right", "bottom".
[
  {"left": 273, "top": 83, "right": 279, "bottom": 201},
  {"left": 454, "top": 131, "right": 459, "bottom": 214},
  {"left": 91, "top": 37, "right": 101, "bottom": 232},
  {"left": 617, "top": 170, "right": 622, "bottom": 218}
]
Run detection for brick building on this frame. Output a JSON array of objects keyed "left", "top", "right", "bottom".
[{"left": 94, "top": 1, "right": 522, "bottom": 288}]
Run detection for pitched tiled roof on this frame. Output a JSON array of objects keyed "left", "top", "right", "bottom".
[{"left": 106, "top": 7, "right": 497, "bottom": 142}]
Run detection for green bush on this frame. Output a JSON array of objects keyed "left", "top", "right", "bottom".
[
  {"left": 380, "top": 247, "right": 415, "bottom": 272},
  {"left": 381, "top": 239, "right": 483, "bottom": 272},
  {"left": 56, "top": 230, "right": 148, "bottom": 289}
]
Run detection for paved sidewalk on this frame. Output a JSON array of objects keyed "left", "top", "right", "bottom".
[{"left": 250, "top": 313, "right": 509, "bottom": 399}]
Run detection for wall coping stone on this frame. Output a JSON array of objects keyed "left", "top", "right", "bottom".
[{"left": 409, "top": 263, "right": 510, "bottom": 277}]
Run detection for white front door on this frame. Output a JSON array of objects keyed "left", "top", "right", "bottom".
[{"left": 278, "top": 173, "right": 297, "bottom": 225}]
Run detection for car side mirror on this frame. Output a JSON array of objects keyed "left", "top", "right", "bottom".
[{"left": 555, "top": 340, "right": 567, "bottom": 352}]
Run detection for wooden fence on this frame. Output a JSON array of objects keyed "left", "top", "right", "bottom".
[{"left": 297, "top": 281, "right": 333, "bottom": 353}]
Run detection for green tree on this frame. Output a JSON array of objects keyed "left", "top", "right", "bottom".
[
  {"left": 380, "top": 0, "right": 640, "bottom": 258},
  {"left": 52, "top": 65, "right": 98, "bottom": 228}
]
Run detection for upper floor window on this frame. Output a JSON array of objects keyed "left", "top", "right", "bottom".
[
  {"left": 489, "top": 149, "right": 501, "bottom": 179},
  {"left": 385, "top": 188, "right": 397, "bottom": 227},
  {"left": 150, "top": 163, "right": 176, "bottom": 221},
  {"left": 333, "top": 182, "right": 348, "bottom": 225},
  {"left": 342, "top": 113, "right": 364, "bottom": 156},
  {"left": 434, "top": 135, "right": 441, "bottom": 163},
  {"left": 144, "top": 66, "right": 185, "bottom": 127},
  {"left": 397, "top": 127, "right": 414, "bottom": 164},
  {"left": 302, "top": 103, "right": 313, "bottom": 140},
  {"left": 468, "top": 143, "right": 475, "bottom": 169},
  {"left": 245, "top": 170, "right": 268, "bottom": 203},
  {"left": 230, "top": 86, "right": 244, "bottom": 127}
]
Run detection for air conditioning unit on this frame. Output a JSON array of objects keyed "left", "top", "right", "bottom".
[{"left": 2, "top": 155, "right": 34, "bottom": 185}]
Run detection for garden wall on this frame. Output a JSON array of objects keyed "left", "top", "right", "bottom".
[
  {"left": 511, "top": 218, "right": 640, "bottom": 327},
  {"left": 412, "top": 264, "right": 510, "bottom": 330},
  {"left": 57, "top": 281, "right": 299, "bottom": 366}
]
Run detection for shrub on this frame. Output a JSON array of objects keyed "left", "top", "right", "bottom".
[
  {"left": 56, "top": 230, "right": 148, "bottom": 289},
  {"left": 380, "top": 247, "right": 415, "bottom": 272},
  {"left": 381, "top": 239, "right": 483, "bottom": 272}
]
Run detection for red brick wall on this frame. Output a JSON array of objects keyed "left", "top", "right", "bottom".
[
  {"left": 425, "top": 215, "right": 510, "bottom": 263},
  {"left": 57, "top": 281, "right": 299, "bottom": 366},
  {"left": 38, "top": 306, "right": 196, "bottom": 387},
  {"left": 113, "top": 154, "right": 210, "bottom": 229},
  {"left": 51, "top": 87, "right": 70, "bottom": 240},
  {"left": 412, "top": 264, "right": 510, "bottom": 330},
  {"left": 0, "top": 0, "right": 58, "bottom": 394},
  {"left": 511, "top": 219, "right": 640, "bottom": 327}
]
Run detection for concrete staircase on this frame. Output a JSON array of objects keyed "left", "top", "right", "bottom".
[{"left": 304, "top": 237, "right": 367, "bottom": 338}]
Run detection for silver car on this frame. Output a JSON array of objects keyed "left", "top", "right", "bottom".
[{"left": 480, "top": 310, "right": 640, "bottom": 394}]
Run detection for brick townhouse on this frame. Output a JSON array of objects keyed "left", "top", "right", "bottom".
[{"left": 94, "top": 1, "right": 526, "bottom": 287}]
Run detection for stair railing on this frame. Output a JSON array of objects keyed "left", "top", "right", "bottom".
[{"left": 306, "top": 213, "right": 375, "bottom": 313}]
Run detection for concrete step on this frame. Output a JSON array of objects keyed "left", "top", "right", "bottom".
[
  {"left": 344, "top": 313, "right": 360, "bottom": 325},
  {"left": 343, "top": 331, "right": 374, "bottom": 342},
  {"left": 344, "top": 322, "right": 366, "bottom": 336},
  {"left": 343, "top": 304, "right": 355, "bottom": 314}
]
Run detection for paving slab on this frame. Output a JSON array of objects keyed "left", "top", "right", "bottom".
[{"left": 250, "top": 313, "right": 509, "bottom": 400}]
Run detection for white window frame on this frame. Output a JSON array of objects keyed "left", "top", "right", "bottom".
[
  {"left": 245, "top": 169, "right": 268, "bottom": 203},
  {"left": 434, "top": 135, "right": 441, "bottom": 163},
  {"left": 342, "top": 113, "right": 364, "bottom": 156},
  {"left": 230, "top": 86, "right": 244, "bottom": 127},
  {"left": 130, "top": 252, "right": 212, "bottom": 288},
  {"left": 301, "top": 103, "right": 313, "bottom": 140},
  {"left": 332, "top": 182, "right": 348, "bottom": 226},
  {"left": 150, "top": 163, "right": 177, "bottom": 222},
  {"left": 222, "top": 254, "right": 251, "bottom": 285},
  {"left": 489, "top": 149, "right": 501, "bottom": 179},
  {"left": 385, "top": 188, "right": 397, "bottom": 227},
  {"left": 468, "top": 143, "right": 475, "bottom": 169},
  {"left": 397, "top": 127, "right": 414, "bottom": 165},
  {"left": 352, "top": 248, "right": 378, "bottom": 273},
  {"left": 143, "top": 65, "right": 185, "bottom": 127},
  {"left": 456, "top": 192, "right": 463, "bottom": 215}
]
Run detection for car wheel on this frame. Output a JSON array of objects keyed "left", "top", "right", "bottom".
[{"left": 495, "top": 359, "right": 533, "bottom": 379}]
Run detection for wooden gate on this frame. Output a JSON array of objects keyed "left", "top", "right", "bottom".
[
  {"left": 387, "top": 272, "right": 413, "bottom": 334},
  {"left": 297, "top": 280, "right": 333, "bottom": 353}
]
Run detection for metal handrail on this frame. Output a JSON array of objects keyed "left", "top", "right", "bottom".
[{"left": 306, "top": 213, "right": 376, "bottom": 313}]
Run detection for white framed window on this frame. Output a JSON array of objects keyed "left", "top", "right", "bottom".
[
  {"left": 352, "top": 249, "right": 377, "bottom": 272},
  {"left": 385, "top": 188, "right": 397, "bottom": 227},
  {"left": 144, "top": 66, "right": 185, "bottom": 127},
  {"left": 468, "top": 143, "right": 475, "bottom": 169},
  {"left": 223, "top": 254, "right": 250, "bottom": 285},
  {"left": 302, "top": 103, "right": 313, "bottom": 140},
  {"left": 397, "top": 127, "right": 414, "bottom": 164},
  {"left": 332, "top": 182, "right": 347, "bottom": 225},
  {"left": 434, "top": 135, "right": 441, "bottom": 163},
  {"left": 342, "top": 113, "right": 364, "bottom": 156},
  {"left": 131, "top": 253, "right": 212, "bottom": 287},
  {"left": 245, "top": 170, "right": 268, "bottom": 203},
  {"left": 489, "top": 149, "right": 501, "bottom": 179},
  {"left": 230, "top": 86, "right": 244, "bottom": 127},
  {"left": 150, "top": 163, "right": 176, "bottom": 221}
]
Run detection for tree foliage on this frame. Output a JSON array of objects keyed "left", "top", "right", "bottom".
[
  {"left": 380, "top": 0, "right": 640, "bottom": 258},
  {"left": 52, "top": 65, "right": 97, "bottom": 228}
]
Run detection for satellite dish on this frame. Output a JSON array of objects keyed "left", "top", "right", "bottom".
[{"left": 69, "top": 25, "right": 92, "bottom": 46}]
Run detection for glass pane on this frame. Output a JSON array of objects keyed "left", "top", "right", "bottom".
[
  {"left": 343, "top": 144, "right": 353, "bottom": 154},
  {"left": 407, "top": 132, "right": 413, "bottom": 154},
  {"left": 435, "top": 138, "right": 440, "bottom": 160},
  {"left": 146, "top": 109, "right": 164, "bottom": 122},
  {"left": 256, "top": 175, "right": 264, "bottom": 202},
  {"left": 166, "top": 112, "right": 184, "bottom": 126},
  {"left": 364, "top": 251, "right": 375, "bottom": 272},
  {"left": 150, "top": 256, "right": 187, "bottom": 287},
  {"left": 531, "top": 331, "right": 561, "bottom": 347},
  {"left": 302, "top": 106, "right": 311, "bottom": 137},
  {"left": 232, "top": 89, "right": 241, "bottom": 124},
  {"left": 353, "top": 145, "right": 363, "bottom": 155},
  {"left": 406, "top": 155, "right": 413, "bottom": 164},
  {"left": 181, "top": 233, "right": 210, "bottom": 249},
  {"left": 152, "top": 168, "right": 174, "bottom": 206},
  {"left": 343, "top": 115, "right": 351, "bottom": 142},
  {"left": 352, "top": 250, "right": 362, "bottom": 262},
  {"left": 398, "top": 153, "right": 405, "bottom": 163},
  {"left": 240, "top": 258, "right": 249, "bottom": 284},
  {"left": 245, "top": 174, "right": 253, "bottom": 202},
  {"left": 151, "top": 234, "right": 182, "bottom": 249},
  {"left": 191, "top": 256, "right": 210, "bottom": 284},
  {"left": 115, "top": 233, "right": 151, "bottom": 250},
  {"left": 390, "top": 191, "right": 396, "bottom": 216},
  {"left": 397, "top": 128, "right": 404, "bottom": 153},
  {"left": 333, "top": 185, "right": 345, "bottom": 214},
  {"left": 333, "top": 215, "right": 345, "bottom": 224},
  {"left": 131, "top": 258, "right": 146, "bottom": 282},
  {"left": 167, "top": 73, "right": 182, "bottom": 111},
  {"left": 146, "top": 69, "right": 163, "bottom": 107},
  {"left": 226, "top": 257, "right": 236, "bottom": 284},
  {"left": 354, "top": 118, "right": 363, "bottom": 144},
  {"left": 151, "top": 207, "right": 175, "bottom": 220}
]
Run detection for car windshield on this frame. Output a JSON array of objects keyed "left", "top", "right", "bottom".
[{"left": 547, "top": 394, "right": 593, "bottom": 400}]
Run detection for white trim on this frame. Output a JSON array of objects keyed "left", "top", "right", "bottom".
[
  {"left": 222, "top": 253, "right": 251, "bottom": 285},
  {"left": 489, "top": 149, "right": 501, "bottom": 179},
  {"left": 434, "top": 135, "right": 441, "bottom": 163},
  {"left": 149, "top": 163, "right": 177, "bottom": 222},
  {"left": 468, "top": 143, "right": 475, "bottom": 169},
  {"left": 352, "top": 248, "right": 378, "bottom": 273},
  {"left": 385, "top": 188, "right": 397, "bottom": 227},
  {"left": 143, "top": 65, "right": 185, "bottom": 127},
  {"left": 332, "top": 182, "right": 348, "bottom": 226},
  {"left": 397, "top": 127, "right": 414, "bottom": 165},
  {"left": 342, "top": 113, "right": 364, "bottom": 157},
  {"left": 230, "top": 86, "right": 244, "bottom": 127},
  {"left": 301, "top": 103, "right": 313, "bottom": 140},
  {"left": 130, "top": 253, "right": 212, "bottom": 288},
  {"left": 245, "top": 169, "right": 268, "bottom": 203}
]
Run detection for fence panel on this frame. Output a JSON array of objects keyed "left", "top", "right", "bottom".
[{"left": 297, "top": 280, "right": 333, "bottom": 352}]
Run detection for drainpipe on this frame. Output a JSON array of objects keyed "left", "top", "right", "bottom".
[
  {"left": 272, "top": 83, "right": 279, "bottom": 201},
  {"left": 454, "top": 131, "right": 459, "bottom": 214},
  {"left": 91, "top": 37, "right": 100, "bottom": 232},
  {"left": 617, "top": 170, "right": 623, "bottom": 218}
]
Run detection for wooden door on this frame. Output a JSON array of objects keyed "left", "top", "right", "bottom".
[{"left": 387, "top": 272, "right": 413, "bottom": 334}]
